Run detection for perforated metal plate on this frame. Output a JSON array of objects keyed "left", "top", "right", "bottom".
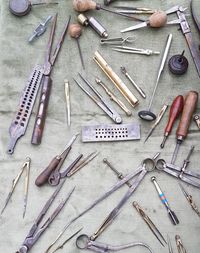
[{"left": 82, "top": 123, "right": 140, "bottom": 142}]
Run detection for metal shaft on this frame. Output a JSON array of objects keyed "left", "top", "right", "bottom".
[
  {"left": 148, "top": 34, "right": 172, "bottom": 111},
  {"left": 76, "top": 38, "right": 85, "bottom": 70},
  {"left": 64, "top": 80, "right": 71, "bottom": 126}
]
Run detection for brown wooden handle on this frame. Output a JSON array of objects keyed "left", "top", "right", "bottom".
[
  {"left": 176, "top": 91, "right": 198, "bottom": 138},
  {"left": 35, "top": 157, "right": 61, "bottom": 186},
  {"left": 165, "top": 95, "right": 184, "bottom": 133},
  {"left": 31, "top": 76, "right": 52, "bottom": 145},
  {"left": 73, "top": 0, "right": 97, "bottom": 12}
]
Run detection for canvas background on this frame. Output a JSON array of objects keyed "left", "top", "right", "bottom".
[{"left": 0, "top": 0, "right": 199, "bottom": 252}]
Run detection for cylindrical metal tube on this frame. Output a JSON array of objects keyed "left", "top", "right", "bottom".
[
  {"left": 78, "top": 14, "right": 108, "bottom": 38},
  {"left": 93, "top": 51, "right": 139, "bottom": 107}
]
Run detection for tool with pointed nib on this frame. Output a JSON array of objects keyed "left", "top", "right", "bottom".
[
  {"left": 144, "top": 104, "right": 168, "bottom": 143},
  {"left": 160, "top": 95, "right": 184, "bottom": 148},
  {"left": 133, "top": 201, "right": 167, "bottom": 246},
  {"left": 120, "top": 67, "right": 146, "bottom": 98},
  {"left": 151, "top": 176, "right": 179, "bottom": 225},
  {"left": 138, "top": 34, "right": 172, "bottom": 121},
  {"left": 167, "top": 235, "right": 174, "bottom": 253},
  {"left": 171, "top": 91, "right": 198, "bottom": 164},
  {"left": 95, "top": 77, "right": 132, "bottom": 116},
  {"left": 179, "top": 183, "right": 200, "bottom": 218},
  {"left": 73, "top": 0, "right": 144, "bottom": 21},
  {"left": 1, "top": 157, "right": 31, "bottom": 218},
  {"left": 69, "top": 23, "right": 85, "bottom": 70}
]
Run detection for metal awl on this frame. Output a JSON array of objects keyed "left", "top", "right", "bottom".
[
  {"left": 64, "top": 79, "right": 71, "bottom": 126},
  {"left": 120, "top": 66, "right": 146, "bottom": 98}
]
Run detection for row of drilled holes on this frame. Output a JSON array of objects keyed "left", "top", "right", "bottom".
[
  {"left": 95, "top": 135, "right": 129, "bottom": 139},
  {"left": 14, "top": 71, "right": 41, "bottom": 127}
]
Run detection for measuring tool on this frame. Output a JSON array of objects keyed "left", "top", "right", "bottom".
[
  {"left": 138, "top": 34, "right": 172, "bottom": 121},
  {"left": 151, "top": 176, "right": 179, "bottom": 225},
  {"left": 121, "top": 6, "right": 187, "bottom": 33},
  {"left": 94, "top": 51, "right": 139, "bottom": 107},
  {"left": 74, "top": 73, "right": 122, "bottom": 124},
  {"left": 144, "top": 104, "right": 168, "bottom": 143},
  {"left": 175, "top": 235, "right": 187, "bottom": 253},
  {"left": 81, "top": 123, "right": 140, "bottom": 142},
  {"left": 133, "top": 201, "right": 167, "bottom": 246},
  {"left": 112, "top": 46, "right": 160, "bottom": 56},
  {"left": 64, "top": 80, "right": 71, "bottom": 126},
  {"left": 160, "top": 96, "right": 184, "bottom": 149},
  {"left": 100, "top": 36, "right": 135, "bottom": 46},
  {"left": 1, "top": 157, "right": 31, "bottom": 218},
  {"left": 73, "top": 0, "right": 145, "bottom": 21},
  {"left": 156, "top": 146, "right": 200, "bottom": 188},
  {"left": 95, "top": 77, "right": 132, "bottom": 116},
  {"left": 16, "top": 183, "right": 74, "bottom": 253},
  {"left": 171, "top": 91, "right": 198, "bottom": 164},
  {"left": 69, "top": 23, "right": 85, "bottom": 69},
  {"left": 179, "top": 183, "right": 200, "bottom": 218},
  {"left": 44, "top": 153, "right": 160, "bottom": 253},
  {"left": 29, "top": 15, "right": 52, "bottom": 42},
  {"left": 120, "top": 67, "right": 146, "bottom": 98},
  {"left": 35, "top": 134, "right": 78, "bottom": 186}
]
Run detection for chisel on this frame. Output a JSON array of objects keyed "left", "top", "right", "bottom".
[
  {"left": 171, "top": 91, "right": 198, "bottom": 164},
  {"left": 160, "top": 95, "right": 184, "bottom": 148}
]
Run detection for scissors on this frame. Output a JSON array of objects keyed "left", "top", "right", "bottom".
[
  {"left": 156, "top": 146, "right": 200, "bottom": 188},
  {"left": 76, "top": 234, "right": 154, "bottom": 253}
]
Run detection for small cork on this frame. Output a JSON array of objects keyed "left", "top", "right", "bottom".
[
  {"left": 69, "top": 23, "right": 82, "bottom": 39},
  {"left": 149, "top": 11, "right": 167, "bottom": 28},
  {"left": 73, "top": 0, "right": 97, "bottom": 12}
]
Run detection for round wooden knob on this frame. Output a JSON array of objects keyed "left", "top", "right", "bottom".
[
  {"left": 73, "top": 0, "right": 97, "bottom": 12},
  {"left": 69, "top": 23, "right": 82, "bottom": 38},
  {"left": 149, "top": 11, "right": 167, "bottom": 28}
]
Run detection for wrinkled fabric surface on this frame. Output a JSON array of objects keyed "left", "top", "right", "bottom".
[{"left": 0, "top": 0, "right": 200, "bottom": 253}]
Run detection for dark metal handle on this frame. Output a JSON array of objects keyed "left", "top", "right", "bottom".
[{"left": 31, "top": 76, "right": 52, "bottom": 145}]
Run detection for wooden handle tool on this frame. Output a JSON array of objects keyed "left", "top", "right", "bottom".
[
  {"left": 171, "top": 91, "right": 198, "bottom": 164},
  {"left": 160, "top": 95, "right": 184, "bottom": 148}
]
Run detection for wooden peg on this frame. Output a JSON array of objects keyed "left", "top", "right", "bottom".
[
  {"left": 149, "top": 11, "right": 167, "bottom": 28},
  {"left": 69, "top": 23, "right": 82, "bottom": 39},
  {"left": 73, "top": 0, "right": 97, "bottom": 12}
]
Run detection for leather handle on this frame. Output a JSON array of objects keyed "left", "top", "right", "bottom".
[
  {"left": 31, "top": 76, "right": 52, "bottom": 145},
  {"left": 35, "top": 157, "right": 61, "bottom": 186},
  {"left": 9, "top": 0, "right": 31, "bottom": 16},
  {"left": 176, "top": 91, "right": 198, "bottom": 138}
]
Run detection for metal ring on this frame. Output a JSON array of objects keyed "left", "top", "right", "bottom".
[
  {"left": 156, "top": 159, "right": 166, "bottom": 171},
  {"left": 141, "top": 158, "right": 155, "bottom": 172},
  {"left": 76, "top": 234, "right": 90, "bottom": 249}
]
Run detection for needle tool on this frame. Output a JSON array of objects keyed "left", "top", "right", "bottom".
[
  {"left": 138, "top": 34, "right": 172, "bottom": 121},
  {"left": 1, "top": 157, "right": 31, "bottom": 218}
]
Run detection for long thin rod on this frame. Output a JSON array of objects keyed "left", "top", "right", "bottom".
[{"left": 148, "top": 34, "right": 172, "bottom": 111}]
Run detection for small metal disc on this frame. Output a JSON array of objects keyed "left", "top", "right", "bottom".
[
  {"left": 9, "top": 0, "right": 31, "bottom": 16},
  {"left": 168, "top": 53, "right": 188, "bottom": 75}
]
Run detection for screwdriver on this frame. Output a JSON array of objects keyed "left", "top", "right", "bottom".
[
  {"left": 69, "top": 23, "right": 85, "bottom": 69},
  {"left": 151, "top": 176, "right": 179, "bottom": 225},
  {"left": 171, "top": 91, "right": 198, "bottom": 164},
  {"left": 160, "top": 95, "right": 184, "bottom": 148}
]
